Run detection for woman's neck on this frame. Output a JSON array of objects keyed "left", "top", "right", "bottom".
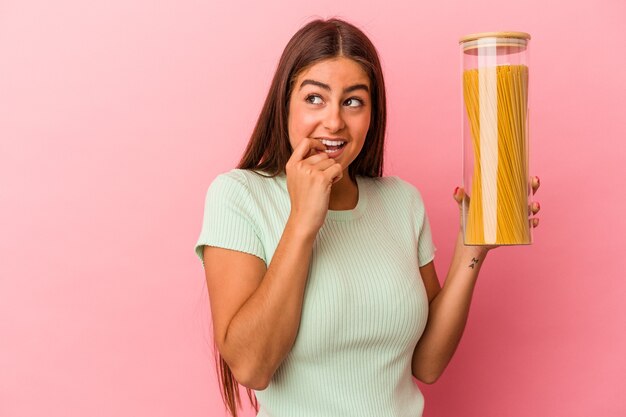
[{"left": 329, "top": 172, "right": 358, "bottom": 210}]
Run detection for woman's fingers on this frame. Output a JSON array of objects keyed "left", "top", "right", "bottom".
[
  {"left": 529, "top": 175, "right": 540, "bottom": 226},
  {"left": 532, "top": 201, "right": 540, "bottom": 214},
  {"left": 456, "top": 184, "right": 540, "bottom": 228},
  {"left": 453, "top": 187, "right": 471, "bottom": 232},
  {"left": 453, "top": 187, "right": 470, "bottom": 207},
  {"left": 529, "top": 178, "right": 540, "bottom": 225},
  {"left": 531, "top": 176, "right": 540, "bottom": 195},
  {"left": 305, "top": 151, "right": 331, "bottom": 165},
  {"left": 289, "top": 138, "right": 326, "bottom": 163},
  {"left": 528, "top": 201, "right": 541, "bottom": 215},
  {"left": 453, "top": 187, "right": 463, "bottom": 204},
  {"left": 313, "top": 157, "right": 339, "bottom": 172},
  {"left": 325, "top": 163, "right": 344, "bottom": 184}
]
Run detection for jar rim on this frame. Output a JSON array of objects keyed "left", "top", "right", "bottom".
[{"left": 459, "top": 31, "right": 531, "bottom": 44}]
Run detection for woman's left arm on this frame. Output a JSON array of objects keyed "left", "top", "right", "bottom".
[
  {"left": 411, "top": 176, "right": 541, "bottom": 384},
  {"left": 411, "top": 231, "right": 488, "bottom": 384}
]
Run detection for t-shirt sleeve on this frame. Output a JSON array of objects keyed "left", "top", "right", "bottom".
[
  {"left": 194, "top": 172, "right": 267, "bottom": 268},
  {"left": 412, "top": 188, "right": 437, "bottom": 267}
]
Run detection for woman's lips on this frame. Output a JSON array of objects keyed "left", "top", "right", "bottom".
[{"left": 323, "top": 143, "right": 346, "bottom": 159}]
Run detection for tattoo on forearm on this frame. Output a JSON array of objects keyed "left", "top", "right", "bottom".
[{"left": 468, "top": 257, "right": 479, "bottom": 269}]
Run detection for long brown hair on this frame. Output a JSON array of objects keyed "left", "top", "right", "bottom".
[{"left": 216, "top": 17, "right": 388, "bottom": 417}]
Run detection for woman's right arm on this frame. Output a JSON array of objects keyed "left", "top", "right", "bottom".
[
  {"left": 203, "top": 217, "right": 314, "bottom": 390},
  {"left": 203, "top": 138, "right": 342, "bottom": 390}
]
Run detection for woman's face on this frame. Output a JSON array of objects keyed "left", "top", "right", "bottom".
[{"left": 287, "top": 57, "right": 372, "bottom": 176}]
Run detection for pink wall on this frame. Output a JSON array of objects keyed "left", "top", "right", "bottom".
[{"left": 1, "top": 1, "right": 624, "bottom": 416}]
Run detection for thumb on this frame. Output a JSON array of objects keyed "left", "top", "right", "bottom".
[
  {"left": 453, "top": 186, "right": 462, "bottom": 203},
  {"left": 453, "top": 187, "right": 469, "bottom": 207}
]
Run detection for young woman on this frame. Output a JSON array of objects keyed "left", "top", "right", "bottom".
[{"left": 195, "top": 18, "right": 541, "bottom": 417}]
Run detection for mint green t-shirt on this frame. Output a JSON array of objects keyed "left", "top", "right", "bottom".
[{"left": 195, "top": 168, "right": 437, "bottom": 417}]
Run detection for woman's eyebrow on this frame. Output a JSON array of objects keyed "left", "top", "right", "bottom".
[{"left": 299, "top": 79, "right": 369, "bottom": 94}]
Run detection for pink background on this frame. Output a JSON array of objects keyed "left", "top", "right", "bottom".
[{"left": 1, "top": 0, "right": 625, "bottom": 416}]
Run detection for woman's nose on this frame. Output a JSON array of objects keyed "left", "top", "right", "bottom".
[{"left": 323, "top": 104, "right": 345, "bottom": 132}]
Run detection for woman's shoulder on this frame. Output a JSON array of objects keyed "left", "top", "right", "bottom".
[
  {"left": 212, "top": 168, "right": 279, "bottom": 184},
  {"left": 204, "top": 169, "right": 249, "bottom": 198},
  {"left": 209, "top": 168, "right": 285, "bottom": 197},
  {"left": 210, "top": 168, "right": 246, "bottom": 184}
]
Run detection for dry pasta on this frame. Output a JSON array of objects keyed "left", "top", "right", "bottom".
[{"left": 462, "top": 64, "right": 530, "bottom": 245}]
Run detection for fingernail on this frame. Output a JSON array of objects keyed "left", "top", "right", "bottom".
[
  {"left": 537, "top": 202, "right": 541, "bottom": 210},
  {"left": 454, "top": 187, "right": 459, "bottom": 195},
  {"left": 536, "top": 176, "right": 540, "bottom": 185}
]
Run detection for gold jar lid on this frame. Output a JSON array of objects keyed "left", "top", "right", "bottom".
[
  {"left": 460, "top": 32, "right": 530, "bottom": 53},
  {"left": 459, "top": 31, "right": 531, "bottom": 43}
]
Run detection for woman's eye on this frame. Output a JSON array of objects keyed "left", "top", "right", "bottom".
[
  {"left": 305, "top": 94, "right": 364, "bottom": 107},
  {"left": 345, "top": 97, "right": 364, "bottom": 108},
  {"left": 305, "top": 94, "right": 323, "bottom": 105}
]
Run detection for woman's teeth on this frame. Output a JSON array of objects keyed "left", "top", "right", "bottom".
[
  {"left": 324, "top": 144, "right": 344, "bottom": 152},
  {"left": 323, "top": 143, "right": 346, "bottom": 155},
  {"left": 321, "top": 139, "right": 346, "bottom": 147}
]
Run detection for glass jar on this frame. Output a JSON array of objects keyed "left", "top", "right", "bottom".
[{"left": 460, "top": 31, "right": 532, "bottom": 245}]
